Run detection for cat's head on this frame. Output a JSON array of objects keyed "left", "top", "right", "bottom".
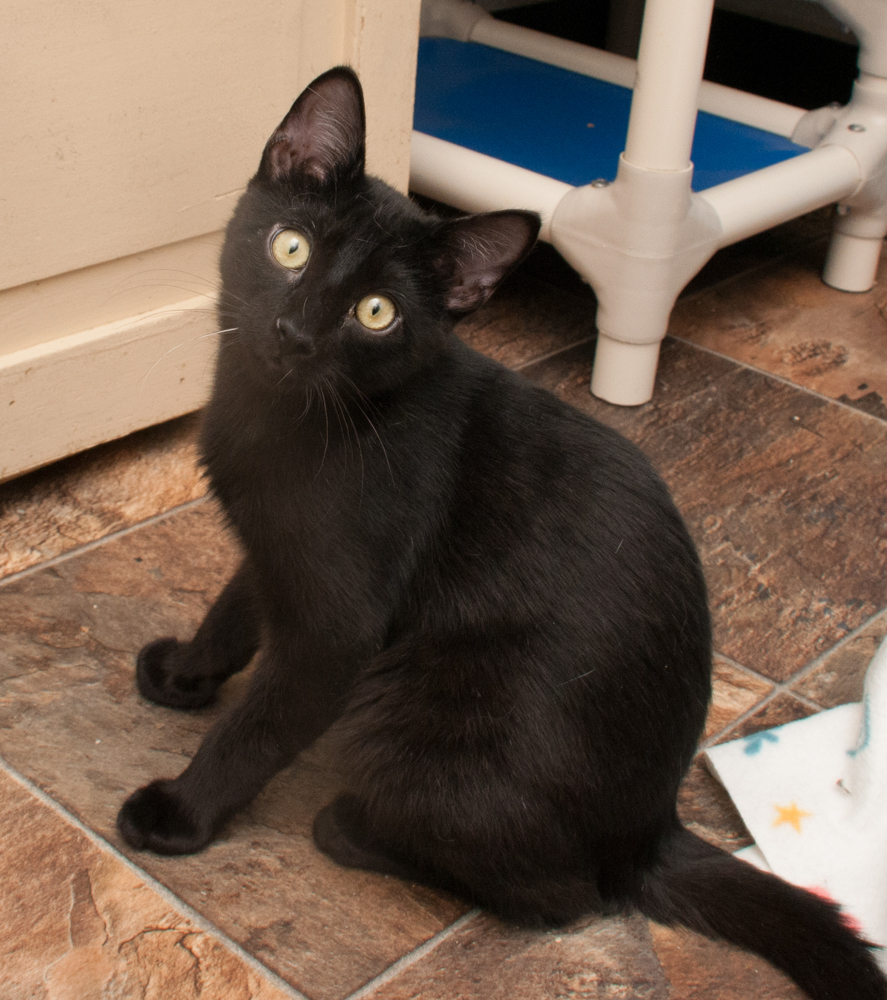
[{"left": 218, "top": 66, "right": 540, "bottom": 398}]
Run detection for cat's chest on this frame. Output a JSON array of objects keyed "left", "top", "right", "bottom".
[
  {"left": 209, "top": 423, "right": 409, "bottom": 564},
  {"left": 212, "top": 447, "right": 344, "bottom": 546},
  {"left": 201, "top": 375, "right": 459, "bottom": 600}
]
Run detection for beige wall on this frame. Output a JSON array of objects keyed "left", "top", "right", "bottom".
[{"left": 0, "top": 0, "right": 421, "bottom": 481}]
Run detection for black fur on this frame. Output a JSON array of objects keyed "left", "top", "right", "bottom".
[{"left": 117, "top": 66, "right": 886, "bottom": 999}]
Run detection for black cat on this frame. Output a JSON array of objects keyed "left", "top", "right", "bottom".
[{"left": 117, "top": 67, "right": 885, "bottom": 999}]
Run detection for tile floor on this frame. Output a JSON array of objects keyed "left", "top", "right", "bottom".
[{"left": 1, "top": 206, "right": 886, "bottom": 999}]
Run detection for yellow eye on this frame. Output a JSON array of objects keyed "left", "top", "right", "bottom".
[
  {"left": 271, "top": 229, "right": 311, "bottom": 269},
  {"left": 356, "top": 294, "right": 397, "bottom": 331}
]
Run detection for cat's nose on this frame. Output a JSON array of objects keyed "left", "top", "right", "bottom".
[{"left": 275, "top": 316, "right": 316, "bottom": 356}]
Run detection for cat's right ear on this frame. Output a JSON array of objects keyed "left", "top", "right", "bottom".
[
  {"left": 259, "top": 67, "right": 366, "bottom": 185},
  {"left": 434, "top": 211, "right": 541, "bottom": 313}
]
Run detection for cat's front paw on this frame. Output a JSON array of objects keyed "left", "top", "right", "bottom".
[
  {"left": 136, "top": 638, "right": 220, "bottom": 710},
  {"left": 117, "top": 780, "right": 213, "bottom": 854}
]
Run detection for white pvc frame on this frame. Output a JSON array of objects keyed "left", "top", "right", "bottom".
[{"left": 412, "top": 0, "right": 887, "bottom": 404}]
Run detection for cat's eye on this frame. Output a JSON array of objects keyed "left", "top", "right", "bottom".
[
  {"left": 355, "top": 294, "right": 397, "bottom": 331},
  {"left": 271, "top": 229, "right": 311, "bottom": 270}
]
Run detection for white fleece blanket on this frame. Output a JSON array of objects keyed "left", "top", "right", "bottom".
[{"left": 706, "top": 638, "right": 887, "bottom": 966}]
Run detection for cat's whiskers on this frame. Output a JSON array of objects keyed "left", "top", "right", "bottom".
[
  {"left": 314, "top": 378, "right": 331, "bottom": 479},
  {"left": 97, "top": 287, "right": 224, "bottom": 316},
  {"left": 337, "top": 373, "right": 393, "bottom": 484},
  {"left": 140, "top": 327, "right": 239, "bottom": 385},
  {"left": 103, "top": 268, "right": 249, "bottom": 311},
  {"left": 138, "top": 268, "right": 247, "bottom": 304},
  {"left": 322, "top": 376, "right": 350, "bottom": 457},
  {"left": 296, "top": 384, "right": 314, "bottom": 422},
  {"left": 324, "top": 375, "right": 366, "bottom": 499}
]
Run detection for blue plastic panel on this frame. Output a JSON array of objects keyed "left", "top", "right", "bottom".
[{"left": 414, "top": 38, "right": 807, "bottom": 192}]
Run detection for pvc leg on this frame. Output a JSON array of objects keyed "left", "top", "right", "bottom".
[
  {"left": 823, "top": 230, "right": 885, "bottom": 292},
  {"left": 590, "top": 336, "right": 661, "bottom": 406}
]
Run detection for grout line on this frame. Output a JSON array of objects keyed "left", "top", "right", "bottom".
[
  {"left": 668, "top": 333, "right": 887, "bottom": 427},
  {"left": 780, "top": 605, "right": 887, "bottom": 691},
  {"left": 514, "top": 336, "right": 595, "bottom": 373},
  {"left": 342, "top": 908, "right": 482, "bottom": 1000},
  {"left": 700, "top": 686, "right": 783, "bottom": 750},
  {"left": 712, "top": 651, "right": 779, "bottom": 690},
  {"left": 704, "top": 645, "right": 794, "bottom": 744},
  {"left": 0, "top": 494, "right": 210, "bottom": 588},
  {"left": 702, "top": 607, "right": 887, "bottom": 748},
  {"left": 702, "top": 675, "right": 816, "bottom": 750},
  {"left": 0, "top": 753, "right": 311, "bottom": 1000},
  {"left": 792, "top": 690, "right": 828, "bottom": 712},
  {"left": 702, "top": 653, "right": 806, "bottom": 749}
]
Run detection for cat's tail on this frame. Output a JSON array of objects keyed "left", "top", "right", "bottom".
[{"left": 630, "top": 825, "right": 886, "bottom": 1000}]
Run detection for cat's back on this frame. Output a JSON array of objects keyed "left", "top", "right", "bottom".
[
  {"left": 391, "top": 337, "right": 711, "bottom": 696},
  {"left": 427, "top": 338, "right": 695, "bottom": 572}
]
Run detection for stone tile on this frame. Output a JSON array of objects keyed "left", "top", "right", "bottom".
[
  {"left": 0, "top": 765, "right": 294, "bottom": 1000},
  {"left": 649, "top": 923, "right": 805, "bottom": 999},
  {"left": 363, "top": 911, "right": 671, "bottom": 999},
  {"left": 703, "top": 657, "right": 773, "bottom": 741},
  {"left": 712, "top": 693, "right": 818, "bottom": 745},
  {"left": 362, "top": 908, "right": 806, "bottom": 1000},
  {"left": 0, "top": 504, "right": 465, "bottom": 1000},
  {"left": 677, "top": 756, "right": 752, "bottom": 854},
  {"left": 525, "top": 339, "right": 887, "bottom": 680},
  {"left": 0, "top": 413, "right": 205, "bottom": 580},
  {"left": 671, "top": 239, "right": 887, "bottom": 421},
  {"left": 793, "top": 610, "right": 887, "bottom": 708}
]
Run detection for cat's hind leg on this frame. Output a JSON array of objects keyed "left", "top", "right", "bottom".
[
  {"left": 313, "top": 795, "right": 603, "bottom": 923},
  {"left": 313, "top": 794, "right": 435, "bottom": 884},
  {"left": 137, "top": 561, "right": 260, "bottom": 709}
]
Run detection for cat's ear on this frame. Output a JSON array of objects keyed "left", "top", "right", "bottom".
[
  {"left": 260, "top": 66, "right": 365, "bottom": 185},
  {"left": 434, "top": 211, "right": 541, "bottom": 313}
]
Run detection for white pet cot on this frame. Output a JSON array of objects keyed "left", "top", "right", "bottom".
[{"left": 410, "top": 0, "right": 887, "bottom": 405}]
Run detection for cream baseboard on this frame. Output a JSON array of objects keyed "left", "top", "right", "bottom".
[{"left": 0, "top": 297, "right": 219, "bottom": 482}]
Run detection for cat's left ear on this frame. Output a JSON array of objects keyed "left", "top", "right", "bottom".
[
  {"left": 434, "top": 211, "right": 541, "bottom": 313},
  {"left": 260, "top": 66, "right": 365, "bottom": 185}
]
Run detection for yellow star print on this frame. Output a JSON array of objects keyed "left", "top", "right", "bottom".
[{"left": 772, "top": 802, "right": 812, "bottom": 833}]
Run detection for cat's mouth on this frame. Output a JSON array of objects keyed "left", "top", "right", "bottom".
[
  {"left": 268, "top": 351, "right": 319, "bottom": 385},
  {"left": 244, "top": 320, "right": 324, "bottom": 385},
  {"left": 258, "top": 339, "right": 334, "bottom": 395}
]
